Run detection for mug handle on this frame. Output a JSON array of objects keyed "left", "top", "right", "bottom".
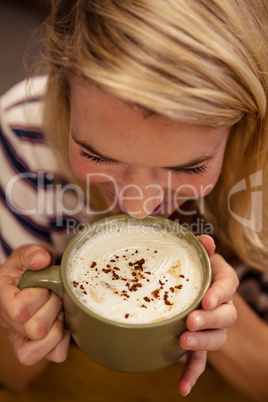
[{"left": 18, "top": 265, "right": 63, "bottom": 298}]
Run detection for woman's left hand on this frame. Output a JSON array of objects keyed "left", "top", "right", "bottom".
[{"left": 178, "top": 235, "right": 239, "bottom": 396}]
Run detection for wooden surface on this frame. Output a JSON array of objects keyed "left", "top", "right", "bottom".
[{"left": 0, "top": 343, "right": 251, "bottom": 402}]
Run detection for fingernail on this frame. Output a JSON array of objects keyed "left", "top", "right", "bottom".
[
  {"left": 29, "top": 251, "right": 47, "bottom": 264},
  {"left": 185, "top": 333, "right": 199, "bottom": 349},
  {"left": 195, "top": 314, "right": 207, "bottom": 328}
]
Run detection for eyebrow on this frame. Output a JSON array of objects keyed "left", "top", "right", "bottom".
[{"left": 71, "top": 130, "right": 218, "bottom": 169}]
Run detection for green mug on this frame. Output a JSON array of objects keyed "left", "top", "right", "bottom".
[{"left": 19, "top": 215, "right": 211, "bottom": 373}]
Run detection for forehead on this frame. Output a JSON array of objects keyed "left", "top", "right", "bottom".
[{"left": 69, "top": 79, "right": 228, "bottom": 168}]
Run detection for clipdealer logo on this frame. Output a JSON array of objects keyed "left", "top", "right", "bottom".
[
  {"left": 228, "top": 171, "right": 263, "bottom": 232},
  {"left": 4, "top": 171, "right": 211, "bottom": 218},
  {"left": 4, "top": 170, "right": 263, "bottom": 233}
]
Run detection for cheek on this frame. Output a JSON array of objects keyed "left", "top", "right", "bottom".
[
  {"left": 197, "top": 156, "right": 226, "bottom": 197},
  {"left": 195, "top": 166, "right": 222, "bottom": 198},
  {"left": 196, "top": 170, "right": 222, "bottom": 197},
  {"left": 169, "top": 170, "right": 221, "bottom": 200}
]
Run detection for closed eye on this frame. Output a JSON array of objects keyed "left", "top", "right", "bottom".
[
  {"left": 168, "top": 165, "right": 208, "bottom": 175},
  {"left": 80, "top": 150, "right": 114, "bottom": 164},
  {"left": 80, "top": 149, "right": 208, "bottom": 175}
]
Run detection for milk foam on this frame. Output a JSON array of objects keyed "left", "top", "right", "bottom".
[{"left": 68, "top": 222, "right": 204, "bottom": 324}]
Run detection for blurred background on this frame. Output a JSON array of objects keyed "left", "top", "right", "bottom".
[{"left": 0, "top": 0, "right": 50, "bottom": 95}]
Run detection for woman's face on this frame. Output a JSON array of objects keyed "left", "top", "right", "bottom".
[{"left": 69, "top": 79, "right": 230, "bottom": 219}]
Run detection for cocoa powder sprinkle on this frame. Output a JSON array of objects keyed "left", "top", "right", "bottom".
[
  {"left": 102, "top": 268, "right": 111, "bottom": 274},
  {"left": 164, "top": 292, "right": 173, "bottom": 306},
  {"left": 152, "top": 289, "right": 160, "bottom": 298},
  {"left": 112, "top": 272, "right": 120, "bottom": 280}
]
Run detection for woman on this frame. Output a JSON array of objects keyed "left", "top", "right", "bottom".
[{"left": 0, "top": 0, "right": 267, "bottom": 400}]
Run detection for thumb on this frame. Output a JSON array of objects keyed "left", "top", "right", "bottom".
[{"left": 11, "top": 245, "right": 53, "bottom": 273}]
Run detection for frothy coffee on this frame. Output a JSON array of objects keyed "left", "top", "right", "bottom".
[{"left": 68, "top": 221, "right": 204, "bottom": 324}]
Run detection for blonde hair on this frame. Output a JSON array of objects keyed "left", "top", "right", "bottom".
[{"left": 43, "top": 0, "right": 268, "bottom": 270}]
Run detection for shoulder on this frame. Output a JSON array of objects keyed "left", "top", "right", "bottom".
[
  {"left": 0, "top": 76, "right": 47, "bottom": 134},
  {"left": 0, "top": 76, "right": 47, "bottom": 110},
  {"left": 0, "top": 76, "right": 60, "bottom": 173}
]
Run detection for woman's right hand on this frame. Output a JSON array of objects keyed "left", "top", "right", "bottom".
[{"left": 0, "top": 245, "right": 70, "bottom": 366}]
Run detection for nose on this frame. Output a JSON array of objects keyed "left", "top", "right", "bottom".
[{"left": 117, "top": 177, "right": 165, "bottom": 219}]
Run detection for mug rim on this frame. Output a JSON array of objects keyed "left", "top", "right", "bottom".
[{"left": 61, "top": 214, "right": 211, "bottom": 329}]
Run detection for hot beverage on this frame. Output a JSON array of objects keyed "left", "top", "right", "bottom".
[{"left": 68, "top": 221, "right": 204, "bottom": 324}]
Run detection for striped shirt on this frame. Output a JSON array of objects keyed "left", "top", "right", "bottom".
[
  {"left": 1, "top": 77, "right": 268, "bottom": 321},
  {"left": 0, "top": 77, "right": 94, "bottom": 263}
]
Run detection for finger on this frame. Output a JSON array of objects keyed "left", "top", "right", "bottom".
[
  {"left": 0, "top": 286, "right": 51, "bottom": 325},
  {"left": 201, "top": 253, "right": 239, "bottom": 310},
  {"left": 186, "top": 302, "right": 237, "bottom": 331},
  {"left": 5, "top": 293, "right": 62, "bottom": 340},
  {"left": 179, "top": 329, "right": 227, "bottom": 351},
  {"left": 45, "top": 329, "right": 71, "bottom": 363},
  {"left": 0, "top": 245, "right": 55, "bottom": 325},
  {"left": 10, "top": 319, "right": 65, "bottom": 366},
  {"left": 178, "top": 351, "right": 207, "bottom": 396},
  {"left": 197, "top": 235, "right": 215, "bottom": 258}
]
